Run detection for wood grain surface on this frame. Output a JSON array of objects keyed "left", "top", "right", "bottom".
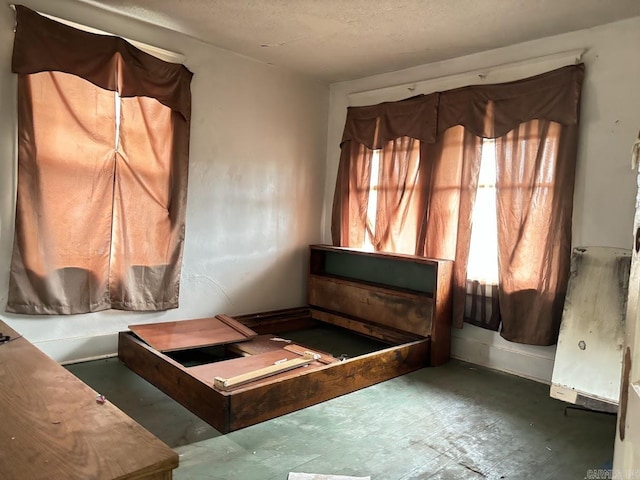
[
  {"left": 0, "top": 320, "right": 178, "bottom": 480},
  {"left": 307, "top": 275, "right": 433, "bottom": 337},
  {"left": 129, "top": 315, "right": 257, "bottom": 352},
  {"left": 227, "top": 334, "right": 338, "bottom": 364},
  {"left": 188, "top": 348, "right": 327, "bottom": 390}
]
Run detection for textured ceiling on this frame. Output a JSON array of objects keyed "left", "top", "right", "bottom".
[{"left": 77, "top": 0, "right": 640, "bottom": 82}]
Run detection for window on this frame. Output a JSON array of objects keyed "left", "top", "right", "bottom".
[
  {"left": 363, "top": 149, "right": 381, "bottom": 251},
  {"left": 362, "top": 139, "right": 499, "bottom": 284},
  {"left": 7, "top": 6, "right": 193, "bottom": 315},
  {"left": 358, "top": 137, "right": 501, "bottom": 329},
  {"left": 353, "top": 136, "right": 422, "bottom": 255},
  {"left": 333, "top": 63, "right": 584, "bottom": 343},
  {"left": 467, "top": 139, "right": 499, "bottom": 285},
  {"left": 464, "top": 138, "right": 501, "bottom": 330}
]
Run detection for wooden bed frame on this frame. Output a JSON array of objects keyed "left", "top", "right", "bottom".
[{"left": 118, "top": 245, "right": 453, "bottom": 433}]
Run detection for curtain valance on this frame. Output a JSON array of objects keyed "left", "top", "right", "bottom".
[
  {"left": 340, "top": 64, "right": 584, "bottom": 147},
  {"left": 340, "top": 93, "right": 439, "bottom": 149},
  {"left": 437, "top": 64, "right": 584, "bottom": 138},
  {"left": 8, "top": 5, "right": 192, "bottom": 314},
  {"left": 12, "top": 5, "right": 193, "bottom": 121}
]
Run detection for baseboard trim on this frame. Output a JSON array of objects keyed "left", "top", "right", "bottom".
[
  {"left": 34, "top": 333, "right": 119, "bottom": 365},
  {"left": 451, "top": 326, "right": 556, "bottom": 384}
]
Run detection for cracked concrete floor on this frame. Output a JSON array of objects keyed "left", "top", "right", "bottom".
[{"left": 67, "top": 358, "right": 615, "bottom": 480}]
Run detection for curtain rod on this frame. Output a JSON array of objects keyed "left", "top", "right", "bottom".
[
  {"left": 8, "top": 3, "right": 186, "bottom": 63},
  {"left": 348, "top": 49, "right": 585, "bottom": 106}
]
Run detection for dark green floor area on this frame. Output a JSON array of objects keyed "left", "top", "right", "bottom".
[{"left": 67, "top": 357, "right": 616, "bottom": 480}]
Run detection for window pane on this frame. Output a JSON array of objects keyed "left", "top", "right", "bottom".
[
  {"left": 362, "top": 149, "right": 380, "bottom": 251},
  {"left": 467, "top": 139, "right": 499, "bottom": 284}
]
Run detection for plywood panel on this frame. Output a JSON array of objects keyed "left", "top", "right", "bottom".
[
  {"left": 130, "top": 314, "right": 257, "bottom": 352},
  {"left": 551, "top": 246, "right": 631, "bottom": 407},
  {"left": 227, "top": 334, "right": 338, "bottom": 364},
  {"left": 188, "top": 348, "right": 329, "bottom": 390}
]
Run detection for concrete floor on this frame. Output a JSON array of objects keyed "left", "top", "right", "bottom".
[{"left": 67, "top": 358, "right": 616, "bottom": 480}]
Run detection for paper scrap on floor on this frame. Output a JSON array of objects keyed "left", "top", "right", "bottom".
[{"left": 288, "top": 473, "right": 370, "bottom": 480}]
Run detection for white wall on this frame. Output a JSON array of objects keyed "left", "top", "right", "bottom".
[
  {"left": 323, "top": 17, "right": 640, "bottom": 383},
  {"left": 0, "top": 1, "right": 329, "bottom": 362}
]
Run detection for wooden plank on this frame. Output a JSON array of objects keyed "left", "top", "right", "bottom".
[
  {"left": 213, "top": 352, "right": 319, "bottom": 390},
  {"left": 215, "top": 314, "right": 259, "bottom": 338},
  {"left": 429, "top": 259, "right": 453, "bottom": 366},
  {"left": 226, "top": 334, "right": 291, "bottom": 356},
  {"left": 118, "top": 332, "right": 231, "bottom": 433},
  {"left": 129, "top": 316, "right": 257, "bottom": 352},
  {"left": 233, "top": 307, "right": 311, "bottom": 323},
  {"left": 227, "top": 334, "right": 337, "bottom": 364},
  {"left": 0, "top": 320, "right": 178, "bottom": 480},
  {"left": 283, "top": 344, "right": 337, "bottom": 364},
  {"left": 227, "top": 339, "right": 430, "bottom": 431},
  {"left": 310, "top": 308, "right": 422, "bottom": 345},
  {"left": 234, "top": 307, "right": 317, "bottom": 335},
  {"left": 308, "top": 275, "right": 433, "bottom": 337},
  {"left": 187, "top": 349, "right": 326, "bottom": 390}
]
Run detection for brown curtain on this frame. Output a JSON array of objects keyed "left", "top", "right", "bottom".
[
  {"left": 331, "top": 141, "right": 375, "bottom": 249},
  {"left": 331, "top": 63, "right": 584, "bottom": 345},
  {"left": 420, "top": 127, "right": 483, "bottom": 327},
  {"left": 7, "top": 6, "right": 193, "bottom": 314},
  {"left": 438, "top": 64, "right": 584, "bottom": 340},
  {"left": 495, "top": 120, "right": 578, "bottom": 344},
  {"left": 374, "top": 136, "right": 423, "bottom": 253},
  {"left": 331, "top": 94, "right": 438, "bottom": 249}
]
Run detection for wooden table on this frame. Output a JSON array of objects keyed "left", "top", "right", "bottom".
[{"left": 0, "top": 319, "right": 178, "bottom": 480}]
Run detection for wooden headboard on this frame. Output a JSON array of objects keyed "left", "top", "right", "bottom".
[{"left": 306, "top": 245, "right": 453, "bottom": 366}]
